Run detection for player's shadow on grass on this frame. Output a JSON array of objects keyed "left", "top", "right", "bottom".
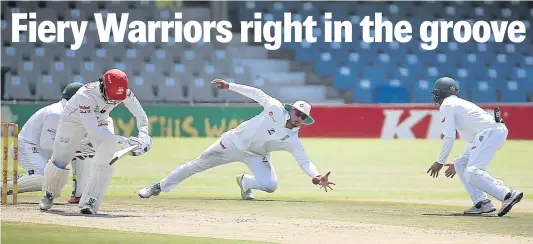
[
  {"left": 202, "top": 198, "right": 309, "bottom": 203},
  {"left": 422, "top": 213, "right": 499, "bottom": 218},
  {"left": 43, "top": 209, "right": 138, "bottom": 218}
]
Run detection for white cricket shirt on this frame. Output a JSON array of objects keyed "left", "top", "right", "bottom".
[
  {"left": 18, "top": 99, "right": 67, "bottom": 156},
  {"left": 223, "top": 83, "right": 320, "bottom": 178},
  {"left": 61, "top": 81, "right": 149, "bottom": 142},
  {"left": 437, "top": 95, "right": 503, "bottom": 164}
]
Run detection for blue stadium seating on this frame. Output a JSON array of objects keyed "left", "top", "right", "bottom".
[
  {"left": 2, "top": 1, "right": 532, "bottom": 104},
  {"left": 233, "top": 1, "right": 533, "bottom": 103}
]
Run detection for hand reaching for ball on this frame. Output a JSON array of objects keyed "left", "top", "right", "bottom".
[
  {"left": 211, "top": 79, "right": 230, "bottom": 89},
  {"left": 313, "top": 171, "right": 335, "bottom": 192}
]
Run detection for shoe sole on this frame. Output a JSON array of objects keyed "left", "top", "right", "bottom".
[
  {"left": 39, "top": 205, "right": 52, "bottom": 211},
  {"left": 498, "top": 192, "right": 523, "bottom": 217},
  {"left": 464, "top": 208, "right": 496, "bottom": 215},
  {"left": 68, "top": 198, "right": 80, "bottom": 204},
  {"left": 138, "top": 193, "right": 150, "bottom": 199},
  {"left": 80, "top": 208, "right": 94, "bottom": 214}
]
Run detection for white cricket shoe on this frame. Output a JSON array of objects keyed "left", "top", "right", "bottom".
[
  {"left": 39, "top": 192, "right": 54, "bottom": 211},
  {"left": 464, "top": 200, "right": 496, "bottom": 214},
  {"left": 138, "top": 183, "right": 161, "bottom": 198},
  {"left": 236, "top": 174, "right": 254, "bottom": 200},
  {"left": 498, "top": 189, "right": 523, "bottom": 217}
]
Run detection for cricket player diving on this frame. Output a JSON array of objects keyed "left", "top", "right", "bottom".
[
  {"left": 39, "top": 69, "right": 153, "bottom": 214},
  {"left": 1, "top": 83, "right": 89, "bottom": 197},
  {"left": 138, "top": 79, "right": 335, "bottom": 200},
  {"left": 426, "top": 77, "right": 523, "bottom": 217}
]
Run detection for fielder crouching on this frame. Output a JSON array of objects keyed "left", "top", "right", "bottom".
[
  {"left": 39, "top": 69, "right": 153, "bottom": 214},
  {"left": 1, "top": 83, "right": 86, "bottom": 198},
  {"left": 138, "top": 79, "right": 334, "bottom": 200},
  {"left": 426, "top": 77, "right": 523, "bottom": 217}
]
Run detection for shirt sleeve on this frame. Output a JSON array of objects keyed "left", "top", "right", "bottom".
[
  {"left": 39, "top": 113, "right": 60, "bottom": 152},
  {"left": 437, "top": 104, "right": 456, "bottom": 164},
  {"left": 228, "top": 83, "right": 280, "bottom": 108},
  {"left": 287, "top": 139, "right": 321, "bottom": 178},
  {"left": 122, "top": 90, "right": 149, "bottom": 137},
  {"left": 77, "top": 93, "right": 122, "bottom": 142}
]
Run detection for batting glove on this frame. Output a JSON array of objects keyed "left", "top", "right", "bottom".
[{"left": 127, "top": 136, "right": 151, "bottom": 156}]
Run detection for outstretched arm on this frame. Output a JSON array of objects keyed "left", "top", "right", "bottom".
[
  {"left": 211, "top": 79, "right": 278, "bottom": 108},
  {"left": 288, "top": 139, "right": 335, "bottom": 191}
]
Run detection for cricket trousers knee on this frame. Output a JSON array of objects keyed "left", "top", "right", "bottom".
[
  {"left": 463, "top": 126, "right": 510, "bottom": 202},
  {"left": 160, "top": 138, "right": 242, "bottom": 192},
  {"left": 7, "top": 141, "right": 48, "bottom": 194},
  {"left": 242, "top": 154, "right": 279, "bottom": 193},
  {"left": 454, "top": 144, "right": 489, "bottom": 205},
  {"left": 14, "top": 140, "right": 48, "bottom": 175}
]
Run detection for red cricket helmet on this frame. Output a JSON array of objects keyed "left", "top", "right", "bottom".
[{"left": 100, "top": 69, "right": 128, "bottom": 104}]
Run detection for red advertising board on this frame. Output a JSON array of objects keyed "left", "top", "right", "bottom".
[{"left": 299, "top": 104, "right": 533, "bottom": 140}]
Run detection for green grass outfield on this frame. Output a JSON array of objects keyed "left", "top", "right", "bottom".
[
  {"left": 2, "top": 138, "right": 533, "bottom": 242},
  {"left": 1, "top": 221, "right": 272, "bottom": 244}
]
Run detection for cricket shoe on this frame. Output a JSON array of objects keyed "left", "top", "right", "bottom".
[
  {"left": 68, "top": 196, "right": 80, "bottom": 204},
  {"left": 464, "top": 199, "right": 496, "bottom": 214},
  {"left": 498, "top": 189, "right": 523, "bottom": 217},
  {"left": 236, "top": 174, "right": 254, "bottom": 200},
  {"left": 39, "top": 192, "right": 54, "bottom": 211},
  {"left": 80, "top": 198, "right": 98, "bottom": 214},
  {"left": 138, "top": 183, "right": 161, "bottom": 198}
]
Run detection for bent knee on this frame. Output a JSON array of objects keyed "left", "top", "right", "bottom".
[
  {"left": 454, "top": 155, "right": 469, "bottom": 167},
  {"left": 464, "top": 165, "right": 484, "bottom": 183},
  {"left": 261, "top": 179, "right": 278, "bottom": 193}
]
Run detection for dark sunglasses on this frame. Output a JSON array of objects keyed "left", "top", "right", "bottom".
[{"left": 294, "top": 110, "right": 308, "bottom": 120}]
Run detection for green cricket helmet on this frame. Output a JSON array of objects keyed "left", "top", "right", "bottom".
[
  {"left": 61, "top": 82, "right": 84, "bottom": 101},
  {"left": 431, "top": 77, "right": 460, "bottom": 105}
]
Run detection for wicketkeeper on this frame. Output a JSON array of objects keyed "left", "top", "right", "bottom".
[{"left": 1, "top": 83, "right": 85, "bottom": 197}]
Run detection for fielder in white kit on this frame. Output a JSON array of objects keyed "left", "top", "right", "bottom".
[
  {"left": 138, "top": 79, "right": 335, "bottom": 200},
  {"left": 39, "top": 69, "right": 153, "bottom": 214},
  {"left": 426, "top": 77, "right": 523, "bottom": 217},
  {"left": 1, "top": 83, "right": 86, "bottom": 196}
]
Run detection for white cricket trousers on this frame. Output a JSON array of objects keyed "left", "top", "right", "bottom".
[
  {"left": 454, "top": 125, "right": 511, "bottom": 204},
  {"left": 11, "top": 140, "right": 48, "bottom": 175},
  {"left": 160, "top": 137, "right": 278, "bottom": 193},
  {"left": 5, "top": 141, "right": 48, "bottom": 194},
  {"left": 44, "top": 119, "right": 117, "bottom": 211}
]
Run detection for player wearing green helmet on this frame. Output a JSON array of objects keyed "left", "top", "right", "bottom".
[{"left": 426, "top": 77, "right": 522, "bottom": 217}]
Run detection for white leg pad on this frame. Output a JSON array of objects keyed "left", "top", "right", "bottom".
[
  {"left": 71, "top": 158, "right": 92, "bottom": 198},
  {"left": 78, "top": 135, "right": 118, "bottom": 212},
  {"left": 42, "top": 160, "right": 70, "bottom": 198},
  {"left": 78, "top": 163, "right": 114, "bottom": 212}
]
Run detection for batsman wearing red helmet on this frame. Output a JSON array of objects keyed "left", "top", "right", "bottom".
[{"left": 39, "top": 69, "right": 152, "bottom": 214}]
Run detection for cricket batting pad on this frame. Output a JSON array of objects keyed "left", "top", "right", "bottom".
[
  {"left": 78, "top": 163, "right": 114, "bottom": 212},
  {"left": 42, "top": 160, "right": 70, "bottom": 197},
  {"left": 78, "top": 140, "right": 117, "bottom": 212},
  {"left": 72, "top": 157, "right": 92, "bottom": 198}
]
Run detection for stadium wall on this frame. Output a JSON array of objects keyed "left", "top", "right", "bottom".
[{"left": 2, "top": 103, "right": 532, "bottom": 139}]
